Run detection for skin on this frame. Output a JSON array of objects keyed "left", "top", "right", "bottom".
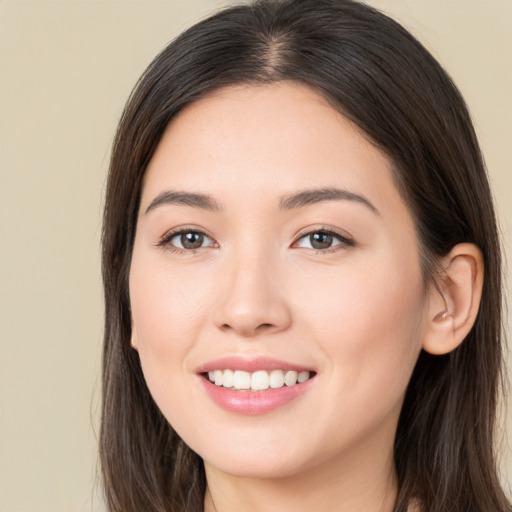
[{"left": 129, "top": 82, "right": 480, "bottom": 511}]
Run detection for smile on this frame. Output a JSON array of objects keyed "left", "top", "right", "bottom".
[
  {"left": 197, "top": 358, "right": 316, "bottom": 414},
  {"left": 206, "top": 369, "right": 312, "bottom": 391}
]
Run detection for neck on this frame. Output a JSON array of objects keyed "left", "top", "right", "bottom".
[{"left": 203, "top": 446, "right": 397, "bottom": 512}]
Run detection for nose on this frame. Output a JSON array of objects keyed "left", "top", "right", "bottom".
[{"left": 212, "top": 253, "right": 292, "bottom": 338}]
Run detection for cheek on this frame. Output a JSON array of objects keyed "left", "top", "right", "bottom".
[
  {"left": 128, "top": 249, "right": 202, "bottom": 395},
  {"left": 130, "top": 251, "right": 209, "bottom": 351},
  {"left": 128, "top": 257, "right": 209, "bottom": 436},
  {"left": 294, "top": 246, "right": 426, "bottom": 403},
  {"left": 128, "top": 243, "right": 230, "bottom": 421}
]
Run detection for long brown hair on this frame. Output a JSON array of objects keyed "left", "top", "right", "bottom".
[{"left": 100, "top": 1, "right": 510, "bottom": 510}]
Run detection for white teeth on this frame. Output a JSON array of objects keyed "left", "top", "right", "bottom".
[
  {"left": 284, "top": 370, "right": 298, "bottom": 387},
  {"left": 298, "top": 371, "right": 310, "bottom": 383},
  {"left": 251, "top": 370, "right": 270, "bottom": 391},
  {"left": 233, "top": 370, "right": 251, "bottom": 390},
  {"left": 206, "top": 369, "right": 312, "bottom": 390},
  {"left": 269, "top": 369, "right": 285, "bottom": 388},
  {"left": 223, "top": 369, "right": 234, "bottom": 388}
]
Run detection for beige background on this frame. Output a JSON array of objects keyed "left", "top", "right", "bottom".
[{"left": 0, "top": 1, "right": 510, "bottom": 510}]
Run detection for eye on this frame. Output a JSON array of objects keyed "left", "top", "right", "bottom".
[
  {"left": 159, "top": 229, "right": 217, "bottom": 251},
  {"left": 294, "top": 229, "right": 353, "bottom": 251}
]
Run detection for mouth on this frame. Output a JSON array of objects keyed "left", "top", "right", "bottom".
[
  {"left": 197, "top": 357, "right": 317, "bottom": 414},
  {"left": 203, "top": 369, "right": 315, "bottom": 391}
]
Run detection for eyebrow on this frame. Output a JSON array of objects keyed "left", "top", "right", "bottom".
[
  {"left": 144, "top": 186, "right": 378, "bottom": 215},
  {"left": 279, "top": 187, "right": 379, "bottom": 214},
  {"left": 145, "top": 190, "right": 222, "bottom": 214}
]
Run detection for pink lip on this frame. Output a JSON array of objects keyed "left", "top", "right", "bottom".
[
  {"left": 196, "top": 356, "right": 313, "bottom": 374},
  {"left": 196, "top": 356, "right": 316, "bottom": 415},
  {"left": 199, "top": 376, "right": 314, "bottom": 415}
]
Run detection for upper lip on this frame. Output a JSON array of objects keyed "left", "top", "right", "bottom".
[{"left": 196, "top": 356, "right": 314, "bottom": 374}]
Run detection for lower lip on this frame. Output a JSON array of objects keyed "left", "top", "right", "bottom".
[{"left": 199, "top": 376, "right": 314, "bottom": 415}]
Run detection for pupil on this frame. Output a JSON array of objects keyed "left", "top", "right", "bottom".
[
  {"left": 181, "top": 232, "right": 203, "bottom": 249},
  {"left": 310, "top": 232, "right": 332, "bottom": 249}
]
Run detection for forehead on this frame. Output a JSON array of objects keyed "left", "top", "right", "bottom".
[{"left": 141, "top": 82, "right": 407, "bottom": 222}]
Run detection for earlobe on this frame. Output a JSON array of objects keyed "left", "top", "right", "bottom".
[
  {"left": 130, "top": 317, "right": 139, "bottom": 351},
  {"left": 131, "top": 333, "right": 138, "bottom": 350},
  {"left": 422, "top": 243, "right": 484, "bottom": 355}
]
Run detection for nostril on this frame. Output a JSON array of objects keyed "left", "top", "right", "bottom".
[{"left": 220, "top": 322, "right": 276, "bottom": 334}]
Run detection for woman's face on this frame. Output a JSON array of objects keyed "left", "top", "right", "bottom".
[{"left": 129, "top": 82, "right": 430, "bottom": 479}]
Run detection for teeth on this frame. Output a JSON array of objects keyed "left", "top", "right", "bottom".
[
  {"left": 298, "top": 371, "right": 310, "bottom": 383},
  {"left": 206, "top": 369, "right": 312, "bottom": 391},
  {"left": 251, "top": 370, "right": 269, "bottom": 391},
  {"left": 233, "top": 370, "right": 251, "bottom": 390},
  {"left": 284, "top": 370, "right": 298, "bottom": 387},
  {"left": 269, "top": 369, "right": 285, "bottom": 388},
  {"left": 223, "top": 369, "right": 234, "bottom": 388}
]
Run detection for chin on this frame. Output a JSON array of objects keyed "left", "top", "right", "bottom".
[
  {"left": 193, "top": 428, "right": 328, "bottom": 480},
  {"left": 204, "top": 453, "right": 311, "bottom": 480}
]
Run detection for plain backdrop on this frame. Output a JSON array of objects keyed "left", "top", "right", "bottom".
[{"left": 0, "top": 1, "right": 510, "bottom": 511}]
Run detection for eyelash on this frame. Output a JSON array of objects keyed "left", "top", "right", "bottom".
[{"left": 157, "top": 227, "right": 354, "bottom": 254}]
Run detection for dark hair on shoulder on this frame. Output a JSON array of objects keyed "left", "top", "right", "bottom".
[{"left": 100, "top": 1, "right": 510, "bottom": 510}]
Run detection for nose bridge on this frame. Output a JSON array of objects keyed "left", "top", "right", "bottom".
[{"left": 213, "top": 237, "right": 291, "bottom": 337}]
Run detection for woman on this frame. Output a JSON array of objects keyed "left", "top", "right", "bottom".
[{"left": 100, "top": 0, "right": 510, "bottom": 510}]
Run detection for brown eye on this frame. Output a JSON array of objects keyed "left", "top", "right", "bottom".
[
  {"left": 294, "top": 229, "right": 353, "bottom": 252},
  {"left": 163, "top": 230, "right": 216, "bottom": 251},
  {"left": 309, "top": 232, "right": 333, "bottom": 249},
  {"left": 180, "top": 232, "right": 204, "bottom": 249}
]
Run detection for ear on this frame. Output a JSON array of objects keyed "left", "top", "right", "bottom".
[{"left": 422, "top": 243, "right": 484, "bottom": 355}]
